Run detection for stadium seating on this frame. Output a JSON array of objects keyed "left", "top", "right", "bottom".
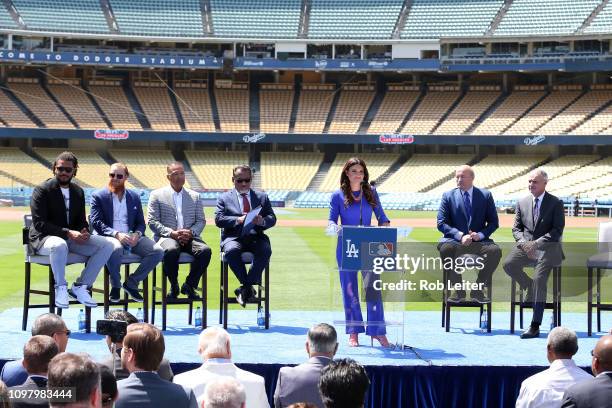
[
  {"left": 210, "top": 0, "right": 301, "bottom": 38},
  {"left": 185, "top": 150, "right": 249, "bottom": 190},
  {"left": 367, "top": 87, "right": 420, "bottom": 135},
  {"left": 572, "top": 105, "right": 612, "bottom": 135},
  {"left": 214, "top": 82, "right": 249, "bottom": 133},
  {"left": 503, "top": 89, "right": 582, "bottom": 135},
  {"left": 109, "top": 150, "right": 190, "bottom": 189},
  {"left": 9, "top": 80, "right": 74, "bottom": 129},
  {"left": 88, "top": 83, "right": 143, "bottom": 131},
  {"left": 402, "top": 0, "right": 504, "bottom": 39},
  {"left": 584, "top": 1, "right": 612, "bottom": 34},
  {"left": 259, "top": 152, "right": 323, "bottom": 190},
  {"left": 47, "top": 82, "right": 107, "bottom": 130},
  {"left": 133, "top": 83, "right": 182, "bottom": 131},
  {"left": 317, "top": 153, "right": 399, "bottom": 192},
  {"left": 401, "top": 88, "right": 460, "bottom": 135},
  {"left": 472, "top": 89, "right": 546, "bottom": 135},
  {"left": 0, "top": 90, "right": 37, "bottom": 128},
  {"left": 328, "top": 85, "right": 375, "bottom": 134},
  {"left": 293, "top": 85, "right": 335, "bottom": 134},
  {"left": 174, "top": 84, "right": 216, "bottom": 132},
  {"left": 434, "top": 88, "right": 500, "bottom": 135},
  {"left": 0, "top": 6, "right": 16, "bottom": 29},
  {"left": 547, "top": 156, "right": 612, "bottom": 197},
  {"left": 494, "top": 0, "right": 601, "bottom": 37},
  {"left": 12, "top": 0, "right": 108, "bottom": 33},
  {"left": 259, "top": 84, "right": 294, "bottom": 134},
  {"left": 309, "top": 0, "right": 403, "bottom": 39},
  {"left": 378, "top": 154, "right": 474, "bottom": 193},
  {"left": 0, "top": 148, "right": 51, "bottom": 187},
  {"left": 110, "top": 0, "right": 203, "bottom": 37}
]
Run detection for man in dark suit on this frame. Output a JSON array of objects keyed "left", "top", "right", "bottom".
[
  {"left": 29, "top": 151, "right": 114, "bottom": 308},
  {"left": 215, "top": 165, "right": 276, "bottom": 307},
  {"left": 504, "top": 168, "right": 565, "bottom": 339},
  {"left": 90, "top": 163, "right": 164, "bottom": 303},
  {"left": 116, "top": 323, "right": 197, "bottom": 408},
  {"left": 437, "top": 165, "right": 501, "bottom": 303},
  {"left": 8, "top": 335, "right": 58, "bottom": 408},
  {"left": 561, "top": 335, "right": 612, "bottom": 407},
  {"left": 274, "top": 323, "right": 338, "bottom": 408}
]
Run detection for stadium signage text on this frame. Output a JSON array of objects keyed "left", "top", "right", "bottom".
[
  {"left": 94, "top": 129, "right": 129, "bottom": 140},
  {"left": 242, "top": 133, "right": 266, "bottom": 143},
  {"left": 379, "top": 134, "right": 415, "bottom": 144},
  {"left": 523, "top": 135, "right": 546, "bottom": 146}
]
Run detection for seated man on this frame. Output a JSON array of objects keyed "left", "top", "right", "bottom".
[
  {"left": 437, "top": 165, "right": 501, "bottom": 303},
  {"left": 318, "top": 359, "right": 369, "bottom": 408},
  {"left": 90, "top": 162, "right": 164, "bottom": 303},
  {"left": 173, "top": 327, "right": 269, "bottom": 408},
  {"left": 203, "top": 377, "right": 246, "bottom": 408},
  {"left": 148, "top": 162, "right": 211, "bottom": 300},
  {"left": 215, "top": 165, "right": 276, "bottom": 306},
  {"left": 29, "top": 151, "right": 114, "bottom": 308},
  {"left": 47, "top": 353, "right": 101, "bottom": 408}
]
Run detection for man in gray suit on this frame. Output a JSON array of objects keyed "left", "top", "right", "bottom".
[
  {"left": 503, "top": 168, "right": 565, "bottom": 339},
  {"left": 148, "top": 162, "right": 211, "bottom": 299},
  {"left": 274, "top": 323, "right": 338, "bottom": 408},
  {"left": 561, "top": 335, "right": 612, "bottom": 408},
  {"left": 116, "top": 323, "right": 197, "bottom": 408}
]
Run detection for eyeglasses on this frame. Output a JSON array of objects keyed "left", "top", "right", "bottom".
[
  {"left": 109, "top": 173, "right": 125, "bottom": 179},
  {"left": 591, "top": 349, "right": 599, "bottom": 358},
  {"left": 55, "top": 329, "right": 71, "bottom": 337},
  {"left": 235, "top": 179, "right": 251, "bottom": 184},
  {"left": 56, "top": 167, "right": 74, "bottom": 174}
]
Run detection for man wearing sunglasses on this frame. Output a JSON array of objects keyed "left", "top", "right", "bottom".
[
  {"left": 215, "top": 165, "right": 276, "bottom": 307},
  {"left": 29, "top": 151, "right": 114, "bottom": 309},
  {"left": 90, "top": 163, "right": 164, "bottom": 303}
]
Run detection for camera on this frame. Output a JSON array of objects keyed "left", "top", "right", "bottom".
[{"left": 96, "top": 319, "right": 128, "bottom": 343}]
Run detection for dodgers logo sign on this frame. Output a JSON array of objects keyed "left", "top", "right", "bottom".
[{"left": 345, "top": 239, "right": 359, "bottom": 258}]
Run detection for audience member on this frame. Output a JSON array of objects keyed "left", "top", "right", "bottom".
[
  {"left": 202, "top": 377, "right": 246, "bottom": 408},
  {"left": 116, "top": 323, "right": 197, "bottom": 408},
  {"left": 174, "top": 327, "right": 269, "bottom": 408},
  {"left": 319, "top": 359, "right": 369, "bottom": 408},
  {"left": 0, "top": 380, "right": 10, "bottom": 408},
  {"left": 516, "top": 327, "right": 592, "bottom": 407},
  {"left": 274, "top": 323, "right": 338, "bottom": 408},
  {"left": 47, "top": 353, "right": 101, "bottom": 408},
  {"left": 98, "top": 365, "right": 118, "bottom": 408}
]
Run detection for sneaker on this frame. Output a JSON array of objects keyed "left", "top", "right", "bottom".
[
  {"left": 55, "top": 285, "right": 69, "bottom": 309},
  {"left": 109, "top": 287, "right": 121, "bottom": 303},
  {"left": 70, "top": 284, "right": 98, "bottom": 308},
  {"left": 122, "top": 282, "right": 144, "bottom": 302}
]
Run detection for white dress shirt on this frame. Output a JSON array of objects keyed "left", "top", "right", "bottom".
[
  {"left": 172, "top": 189, "right": 184, "bottom": 229},
  {"left": 112, "top": 193, "right": 129, "bottom": 234},
  {"left": 60, "top": 187, "right": 70, "bottom": 223},
  {"left": 515, "top": 359, "right": 593, "bottom": 408}
]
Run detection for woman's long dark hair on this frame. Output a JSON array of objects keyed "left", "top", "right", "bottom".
[{"left": 340, "top": 157, "right": 377, "bottom": 208}]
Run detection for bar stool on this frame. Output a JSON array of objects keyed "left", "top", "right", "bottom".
[
  {"left": 103, "top": 254, "right": 149, "bottom": 322},
  {"left": 587, "top": 222, "right": 612, "bottom": 336}
]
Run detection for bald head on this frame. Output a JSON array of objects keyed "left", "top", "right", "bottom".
[
  {"left": 593, "top": 335, "right": 612, "bottom": 374},
  {"left": 455, "top": 165, "right": 475, "bottom": 191}
]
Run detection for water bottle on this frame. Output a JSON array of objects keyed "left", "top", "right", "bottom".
[
  {"left": 257, "top": 306, "right": 265, "bottom": 328},
  {"left": 136, "top": 308, "right": 144, "bottom": 323},
  {"left": 480, "top": 307, "right": 488, "bottom": 333},
  {"left": 78, "top": 309, "right": 86, "bottom": 332},
  {"left": 194, "top": 307, "right": 202, "bottom": 327},
  {"left": 549, "top": 314, "right": 555, "bottom": 331}
]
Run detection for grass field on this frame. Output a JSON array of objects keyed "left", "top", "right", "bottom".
[{"left": 0, "top": 208, "right": 602, "bottom": 314}]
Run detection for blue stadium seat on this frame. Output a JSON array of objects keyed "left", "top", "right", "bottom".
[
  {"left": 110, "top": 0, "right": 203, "bottom": 37},
  {"left": 12, "top": 0, "right": 108, "bottom": 33}
]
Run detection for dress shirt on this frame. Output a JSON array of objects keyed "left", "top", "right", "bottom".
[
  {"left": 112, "top": 192, "right": 129, "bottom": 234},
  {"left": 173, "top": 189, "right": 184, "bottom": 229},
  {"left": 61, "top": 187, "right": 70, "bottom": 223}
]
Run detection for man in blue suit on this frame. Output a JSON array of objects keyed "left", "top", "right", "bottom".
[
  {"left": 215, "top": 165, "right": 276, "bottom": 307},
  {"left": 90, "top": 163, "right": 164, "bottom": 303},
  {"left": 437, "top": 165, "right": 501, "bottom": 303}
]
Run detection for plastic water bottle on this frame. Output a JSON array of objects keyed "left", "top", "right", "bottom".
[
  {"left": 136, "top": 308, "right": 144, "bottom": 323},
  {"left": 480, "top": 307, "right": 488, "bottom": 333},
  {"left": 78, "top": 309, "right": 86, "bottom": 332},
  {"left": 257, "top": 306, "right": 265, "bottom": 328},
  {"left": 549, "top": 314, "right": 555, "bottom": 331},
  {"left": 194, "top": 307, "right": 202, "bottom": 328}
]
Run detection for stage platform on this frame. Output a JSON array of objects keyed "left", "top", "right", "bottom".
[{"left": 1, "top": 307, "right": 607, "bottom": 407}]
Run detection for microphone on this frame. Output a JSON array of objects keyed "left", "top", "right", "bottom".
[{"left": 359, "top": 180, "right": 367, "bottom": 226}]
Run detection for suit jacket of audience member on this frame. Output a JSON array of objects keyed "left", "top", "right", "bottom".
[
  {"left": 29, "top": 178, "right": 88, "bottom": 252},
  {"left": 173, "top": 359, "right": 270, "bottom": 408},
  {"left": 273, "top": 356, "right": 331, "bottom": 408},
  {"left": 437, "top": 187, "right": 499, "bottom": 244},
  {"left": 101, "top": 349, "right": 174, "bottom": 382},
  {"left": 0, "top": 358, "right": 28, "bottom": 387},
  {"left": 512, "top": 191, "right": 565, "bottom": 263},
  {"left": 90, "top": 188, "right": 146, "bottom": 237},
  {"left": 215, "top": 189, "right": 276, "bottom": 248},
  {"left": 8, "top": 375, "right": 49, "bottom": 407},
  {"left": 116, "top": 371, "right": 197, "bottom": 408},
  {"left": 561, "top": 372, "right": 612, "bottom": 408},
  {"left": 147, "top": 186, "right": 205, "bottom": 242}
]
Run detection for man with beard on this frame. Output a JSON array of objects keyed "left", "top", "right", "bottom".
[
  {"left": 29, "top": 151, "right": 114, "bottom": 308},
  {"left": 90, "top": 163, "right": 164, "bottom": 303}
]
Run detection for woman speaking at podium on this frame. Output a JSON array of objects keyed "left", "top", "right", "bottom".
[{"left": 328, "top": 157, "right": 391, "bottom": 347}]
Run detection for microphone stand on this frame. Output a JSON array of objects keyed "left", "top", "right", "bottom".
[{"left": 359, "top": 181, "right": 365, "bottom": 226}]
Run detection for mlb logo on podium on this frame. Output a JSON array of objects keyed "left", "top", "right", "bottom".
[{"left": 369, "top": 242, "right": 393, "bottom": 256}]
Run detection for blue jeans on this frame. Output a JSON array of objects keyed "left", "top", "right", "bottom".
[{"left": 104, "top": 236, "right": 164, "bottom": 289}]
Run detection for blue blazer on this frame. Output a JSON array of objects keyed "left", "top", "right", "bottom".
[
  {"left": 90, "top": 188, "right": 146, "bottom": 237},
  {"left": 437, "top": 187, "right": 499, "bottom": 243},
  {"left": 0, "top": 359, "right": 27, "bottom": 387}
]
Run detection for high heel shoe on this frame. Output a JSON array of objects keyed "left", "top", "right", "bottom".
[
  {"left": 370, "top": 335, "right": 392, "bottom": 348},
  {"left": 348, "top": 333, "right": 359, "bottom": 347}
]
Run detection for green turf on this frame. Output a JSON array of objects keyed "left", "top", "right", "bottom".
[{"left": 0, "top": 208, "right": 602, "bottom": 313}]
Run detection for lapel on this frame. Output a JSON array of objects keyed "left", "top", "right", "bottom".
[
  {"left": 105, "top": 189, "right": 114, "bottom": 224},
  {"left": 50, "top": 180, "right": 66, "bottom": 224},
  {"left": 233, "top": 189, "right": 242, "bottom": 214},
  {"left": 535, "top": 192, "right": 549, "bottom": 228},
  {"left": 181, "top": 188, "right": 189, "bottom": 218},
  {"left": 249, "top": 189, "right": 260, "bottom": 209},
  {"left": 125, "top": 190, "right": 134, "bottom": 227},
  {"left": 525, "top": 195, "right": 535, "bottom": 230},
  {"left": 68, "top": 183, "right": 78, "bottom": 226}
]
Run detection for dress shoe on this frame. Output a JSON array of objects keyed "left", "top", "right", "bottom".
[
  {"left": 234, "top": 287, "right": 247, "bottom": 308},
  {"left": 520, "top": 325, "right": 540, "bottom": 339},
  {"left": 122, "top": 282, "right": 144, "bottom": 302},
  {"left": 166, "top": 284, "right": 180, "bottom": 300},
  {"left": 245, "top": 286, "right": 257, "bottom": 302},
  {"left": 109, "top": 287, "right": 121, "bottom": 303},
  {"left": 348, "top": 333, "right": 359, "bottom": 347},
  {"left": 448, "top": 290, "right": 466, "bottom": 303},
  {"left": 470, "top": 289, "right": 489, "bottom": 303},
  {"left": 181, "top": 283, "right": 199, "bottom": 300},
  {"left": 371, "top": 335, "right": 393, "bottom": 348}
]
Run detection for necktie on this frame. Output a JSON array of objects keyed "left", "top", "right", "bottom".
[
  {"left": 241, "top": 193, "right": 250, "bottom": 214},
  {"left": 533, "top": 197, "right": 540, "bottom": 226},
  {"left": 463, "top": 191, "right": 472, "bottom": 222}
]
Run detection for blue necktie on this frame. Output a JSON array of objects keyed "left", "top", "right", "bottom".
[
  {"left": 463, "top": 191, "right": 472, "bottom": 222},
  {"left": 533, "top": 197, "right": 540, "bottom": 226}
]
